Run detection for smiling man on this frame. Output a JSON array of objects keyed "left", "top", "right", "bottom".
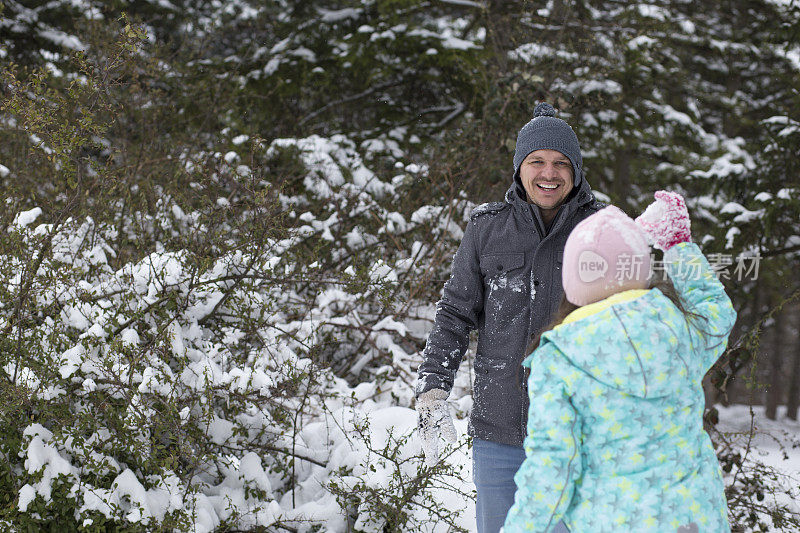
[
  {"left": 519, "top": 148, "right": 575, "bottom": 227},
  {"left": 416, "top": 103, "right": 605, "bottom": 533}
]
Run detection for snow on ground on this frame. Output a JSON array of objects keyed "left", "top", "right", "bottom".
[{"left": 716, "top": 404, "right": 800, "bottom": 516}]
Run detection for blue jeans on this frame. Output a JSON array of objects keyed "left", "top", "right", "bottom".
[{"left": 473, "top": 438, "right": 569, "bottom": 533}]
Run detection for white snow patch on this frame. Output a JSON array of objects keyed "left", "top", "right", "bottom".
[
  {"left": 318, "top": 7, "right": 361, "bottom": 22},
  {"left": 18, "top": 484, "right": 36, "bottom": 512},
  {"left": 12, "top": 207, "right": 42, "bottom": 228},
  {"left": 509, "top": 42, "right": 578, "bottom": 63},
  {"left": 38, "top": 30, "right": 86, "bottom": 50}
]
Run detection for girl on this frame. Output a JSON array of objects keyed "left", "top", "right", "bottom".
[{"left": 504, "top": 191, "right": 735, "bottom": 532}]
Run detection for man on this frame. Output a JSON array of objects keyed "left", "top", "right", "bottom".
[{"left": 416, "top": 103, "right": 604, "bottom": 533}]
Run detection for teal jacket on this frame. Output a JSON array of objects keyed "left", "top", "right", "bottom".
[{"left": 504, "top": 243, "right": 736, "bottom": 533}]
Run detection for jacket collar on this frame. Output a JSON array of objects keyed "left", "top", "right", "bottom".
[{"left": 560, "top": 289, "right": 649, "bottom": 325}]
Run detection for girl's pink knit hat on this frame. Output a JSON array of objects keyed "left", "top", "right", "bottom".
[{"left": 562, "top": 205, "right": 652, "bottom": 306}]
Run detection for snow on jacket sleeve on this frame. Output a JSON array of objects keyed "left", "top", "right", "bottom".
[
  {"left": 504, "top": 343, "right": 582, "bottom": 533},
  {"left": 664, "top": 242, "right": 737, "bottom": 371},
  {"left": 416, "top": 219, "right": 484, "bottom": 396}
]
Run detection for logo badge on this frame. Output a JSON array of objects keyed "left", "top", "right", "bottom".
[{"left": 578, "top": 250, "right": 607, "bottom": 282}]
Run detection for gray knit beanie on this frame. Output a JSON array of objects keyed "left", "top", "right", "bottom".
[{"left": 513, "top": 102, "right": 582, "bottom": 185}]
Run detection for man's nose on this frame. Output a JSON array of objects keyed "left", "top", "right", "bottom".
[{"left": 541, "top": 163, "right": 559, "bottom": 179}]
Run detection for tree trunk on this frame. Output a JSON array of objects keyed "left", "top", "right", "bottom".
[
  {"left": 764, "top": 305, "right": 784, "bottom": 420},
  {"left": 613, "top": 147, "right": 631, "bottom": 206},
  {"left": 483, "top": 0, "right": 518, "bottom": 70},
  {"left": 550, "top": 0, "right": 568, "bottom": 24},
  {"left": 734, "top": 281, "right": 764, "bottom": 404},
  {"left": 786, "top": 305, "right": 800, "bottom": 420}
]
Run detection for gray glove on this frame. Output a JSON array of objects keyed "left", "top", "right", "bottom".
[{"left": 416, "top": 388, "right": 457, "bottom": 467}]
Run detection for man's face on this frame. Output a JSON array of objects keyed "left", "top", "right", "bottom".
[{"left": 519, "top": 149, "right": 574, "bottom": 215}]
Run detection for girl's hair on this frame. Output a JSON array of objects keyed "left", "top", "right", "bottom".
[{"left": 517, "top": 275, "right": 709, "bottom": 389}]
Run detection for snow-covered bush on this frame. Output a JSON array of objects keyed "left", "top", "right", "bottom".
[
  {"left": 0, "top": 34, "right": 475, "bottom": 527},
  {"left": 713, "top": 413, "right": 800, "bottom": 532},
  {"left": 0, "top": 131, "right": 479, "bottom": 530}
]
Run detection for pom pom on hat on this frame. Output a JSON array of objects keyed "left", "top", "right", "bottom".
[
  {"left": 533, "top": 102, "right": 556, "bottom": 118},
  {"left": 562, "top": 206, "right": 652, "bottom": 306}
]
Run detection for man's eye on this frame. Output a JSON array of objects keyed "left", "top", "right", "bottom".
[{"left": 557, "top": 161, "right": 569, "bottom": 166}]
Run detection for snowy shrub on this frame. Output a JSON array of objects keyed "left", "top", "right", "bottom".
[
  {"left": 325, "top": 408, "right": 471, "bottom": 532},
  {"left": 0, "top": 33, "right": 474, "bottom": 527},
  {"left": 713, "top": 418, "right": 800, "bottom": 532},
  {"left": 709, "top": 308, "right": 800, "bottom": 532},
  {"left": 0, "top": 140, "right": 475, "bottom": 530}
]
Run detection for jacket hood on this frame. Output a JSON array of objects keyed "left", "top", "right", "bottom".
[{"left": 537, "top": 289, "right": 700, "bottom": 399}]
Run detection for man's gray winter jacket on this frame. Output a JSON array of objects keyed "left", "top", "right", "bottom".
[{"left": 417, "top": 175, "right": 603, "bottom": 447}]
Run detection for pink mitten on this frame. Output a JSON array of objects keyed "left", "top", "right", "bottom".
[{"left": 634, "top": 190, "right": 692, "bottom": 251}]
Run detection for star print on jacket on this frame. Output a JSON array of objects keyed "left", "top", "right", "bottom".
[{"left": 504, "top": 243, "right": 735, "bottom": 533}]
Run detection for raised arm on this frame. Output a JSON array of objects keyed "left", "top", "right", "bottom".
[
  {"left": 636, "top": 190, "right": 736, "bottom": 370},
  {"left": 664, "top": 242, "right": 736, "bottom": 369}
]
